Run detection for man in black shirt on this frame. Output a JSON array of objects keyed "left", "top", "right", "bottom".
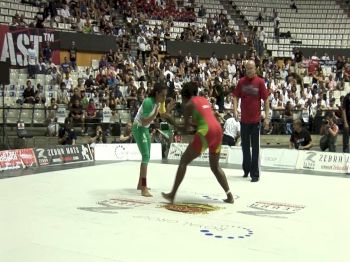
[
  {"left": 58, "top": 117, "right": 77, "bottom": 145},
  {"left": 23, "top": 80, "right": 35, "bottom": 103},
  {"left": 69, "top": 41, "right": 77, "bottom": 71},
  {"left": 289, "top": 119, "right": 313, "bottom": 150}
]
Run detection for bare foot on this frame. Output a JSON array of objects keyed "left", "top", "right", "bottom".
[
  {"left": 141, "top": 187, "right": 153, "bottom": 197},
  {"left": 137, "top": 184, "right": 151, "bottom": 190},
  {"left": 224, "top": 193, "right": 234, "bottom": 204},
  {"left": 161, "top": 192, "right": 175, "bottom": 203}
]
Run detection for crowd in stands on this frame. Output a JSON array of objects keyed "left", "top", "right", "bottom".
[{"left": 6, "top": 0, "right": 349, "bottom": 153}]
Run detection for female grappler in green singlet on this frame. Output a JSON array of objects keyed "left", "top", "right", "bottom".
[{"left": 132, "top": 83, "right": 173, "bottom": 197}]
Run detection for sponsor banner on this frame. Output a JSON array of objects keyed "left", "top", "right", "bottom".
[
  {"left": 0, "top": 148, "right": 37, "bottom": 171},
  {"left": 94, "top": 143, "right": 162, "bottom": 161},
  {"left": 261, "top": 148, "right": 299, "bottom": 169},
  {"left": 227, "top": 146, "right": 243, "bottom": 165},
  {"left": 296, "top": 150, "right": 350, "bottom": 173},
  {"left": 34, "top": 144, "right": 93, "bottom": 166},
  {"left": 168, "top": 143, "right": 229, "bottom": 163},
  {"left": 0, "top": 24, "right": 60, "bottom": 67}
]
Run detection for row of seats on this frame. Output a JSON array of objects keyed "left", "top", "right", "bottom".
[
  {"left": 0, "top": 105, "right": 133, "bottom": 125},
  {"left": 0, "top": 104, "right": 46, "bottom": 125},
  {"left": 233, "top": 0, "right": 350, "bottom": 56}
]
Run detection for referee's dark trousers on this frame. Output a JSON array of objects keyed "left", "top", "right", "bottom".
[{"left": 240, "top": 122, "right": 260, "bottom": 179}]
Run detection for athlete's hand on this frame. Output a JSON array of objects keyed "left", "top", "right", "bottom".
[
  {"left": 233, "top": 111, "right": 238, "bottom": 120},
  {"left": 166, "top": 99, "right": 176, "bottom": 113},
  {"left": 263, "top": 118, "right": 270, "bottom": 131}
]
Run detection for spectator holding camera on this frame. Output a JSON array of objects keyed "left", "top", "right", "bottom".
[
  {"left": 119, "top": 122, "right": 133, "bottom": 143},
  {"left": 90, "top": 125, "right": 107, "bottom": 144},
  {"left": 89, "top": 125, "right": 107, "bottom": 155},
  {"left": 289, "top": 119, "right": 313, "bottom": 150},
  {"left": 319, "top": 117, "right": 338, "bottom": 152}
]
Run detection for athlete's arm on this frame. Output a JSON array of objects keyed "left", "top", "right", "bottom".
[{"left": 141, "top": 99, "right": 159, "bottom": 126}]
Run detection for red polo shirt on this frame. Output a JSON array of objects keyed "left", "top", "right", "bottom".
[{"left": 232, "top": 76, "right": 269, "bottom": 124}]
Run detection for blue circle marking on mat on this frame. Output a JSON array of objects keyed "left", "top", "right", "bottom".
[{"left": 200, "top": 227, "right": 253, "bottom": 240}]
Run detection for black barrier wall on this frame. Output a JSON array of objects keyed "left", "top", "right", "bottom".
[
  {"left": 58, "top": 32, "right": 117, "bottom": 52},
  {"left": 299, "top": 48, "right": 350, "bottom": 58},
  {"left": 166, "top": 41, "right": 249, "bottom": 59}
]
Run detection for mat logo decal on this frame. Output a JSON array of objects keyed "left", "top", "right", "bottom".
[
  {"left": 133, "top": 215, "right": 253, "bottom": 240},
  {"left": 200, "top": 226, "right": 253, "bottom": 240},
  {"left": 77, "top": 197, "right": 152, "bottom": 214},
  {"left": 238, "top": 201, "right": 305, "bottom": 219},
  {"left": 161, "top": 203, "right": 220, "bottom": 214}
]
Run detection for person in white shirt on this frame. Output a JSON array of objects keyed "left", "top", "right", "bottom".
[
  {"left": 222, "top": 114, "right": 240, "bottom": 146},
  {"left": 213, "top": 32, "right": 221, "bottom": 43},
  {"left": 210, "top": 53, "right": 218, "bottom": 67},
  {"left": 63, "top": 73, "right": 74, "bottom": 91},
  {"left": 227, "top": 59, "right": 236, "bottom": 84},
  {"left": 27, "top": 43, "right": 38, "bottom": 79},
  {"left": 61, "top": 5, "right": 71, "bottom": 23},
  {"left": 185, "top": 53, "right": 193, "bottom": 65},
  {"left": 163, "top": 68, "right": 175, "bottom": 81},
  {"left": 137, "top": 33, "right": 147, "bottom": 65},
  {"left": 224, "top": 95, "right": 233, "bottom": 110},
  {"left": 174, "top": 77, "right": 182, "bottom": 92},
  {"left": 258, "top": 27, "right": 266, "bottom": 56}
]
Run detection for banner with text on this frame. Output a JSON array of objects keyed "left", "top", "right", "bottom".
[
  {"left": 34, "top": 144, "right": 93, "bottom": 166},
  {"left": 261, "top": 148, "right": 299, "bottom": 169},
  {"left": 296, "top": 150, "right": 350, "bottom": 173},
  {"left": 168, "top": 143, "right": 229, "bottom": 163},
  {"left": 0, "top": 24, "right": 60, "bottom": 67},
  {"left": 0, "top": 148, "right": 37, "bottom": 171},
  {"left": 94, "top": 143, "right": 162, "bottom": 161}
]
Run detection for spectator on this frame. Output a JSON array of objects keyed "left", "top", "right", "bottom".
[
  {"left": 23, "top": 80, "right": 35, "bottom": 103},
  {"left": 61, "top": 4, "right": 71, "bottom": 23},
  {"left": 290, "top": 0, "right": 298, "bottom": 12},
  {"left": 47, "top": 97, "right": 59, "bottom": 137},
  {"left": 320, "top": 117, "right": 338, "bottom": 152},
  {"left": 69, "top": 41, "right": 78, "bottom": 71},
  {"left": 60, "top": 57, "right": 71, "bottom": 75},
  {"left": 289, "top": 119, "right": 313, "bottom": 150},
  {"left": 63, "top": 73, "right": 74, "bottom": 91},
  {"left": 89, "top": 125, "right": 107, "bottom": 151},
  {"left": 69, "top": 98, "right": 86, "bottom": 134},
  {"left": 222, "top": 113, "right": 240, "bottom": 146},
  {"left": 258, "top": 27, "right": 266, "bottom": 57},
  {"left": 137, "top": 32, "right": 147, "bottom": 65},
  {"left": 34, "top": 84, "right": 46, "bottom": 104},
  {"left": 212, "top": 77, "right": 225, "bottom": 113},
  {"left": 58, "top": 117, "right": 77, "bottom": 145},
  {"left": 57, "top": 82, "right": 69, "bottom": 105},
  {"left": 198, "top": 5, "right": 206, "bottom": 17},
  {"left": 27, "top": 43, "right": 38, "bottom": 79},
  {"left": 119, "top": 122, "right": 133, "bottom": 143}
]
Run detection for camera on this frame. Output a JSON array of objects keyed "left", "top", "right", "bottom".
[{"left": 322, "top": 119, "right": 329, "bottom": 125}]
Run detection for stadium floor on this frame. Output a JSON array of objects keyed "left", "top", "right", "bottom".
[{"left": 0, "top": 161, "right": 349, "bottom": 262}]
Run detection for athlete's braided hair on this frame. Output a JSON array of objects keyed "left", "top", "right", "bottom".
[
  {"left": 181, "top": 81, "right": 198, "bottom": 99},
  {"left": 149, "top": 82, "right": 167, "bottom": 98}
]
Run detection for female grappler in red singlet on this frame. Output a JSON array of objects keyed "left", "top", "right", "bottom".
[{"left": 162, "top": 82, "right": 234, "bottom": 204}]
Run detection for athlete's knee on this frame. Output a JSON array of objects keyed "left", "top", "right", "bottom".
[{"left": 141, "top": 152, "right": 150, "bottom": 164}]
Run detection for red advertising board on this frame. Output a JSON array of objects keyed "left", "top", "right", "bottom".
[{"left": 0, "top": 148, "right": 37, "bottom": 171}]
